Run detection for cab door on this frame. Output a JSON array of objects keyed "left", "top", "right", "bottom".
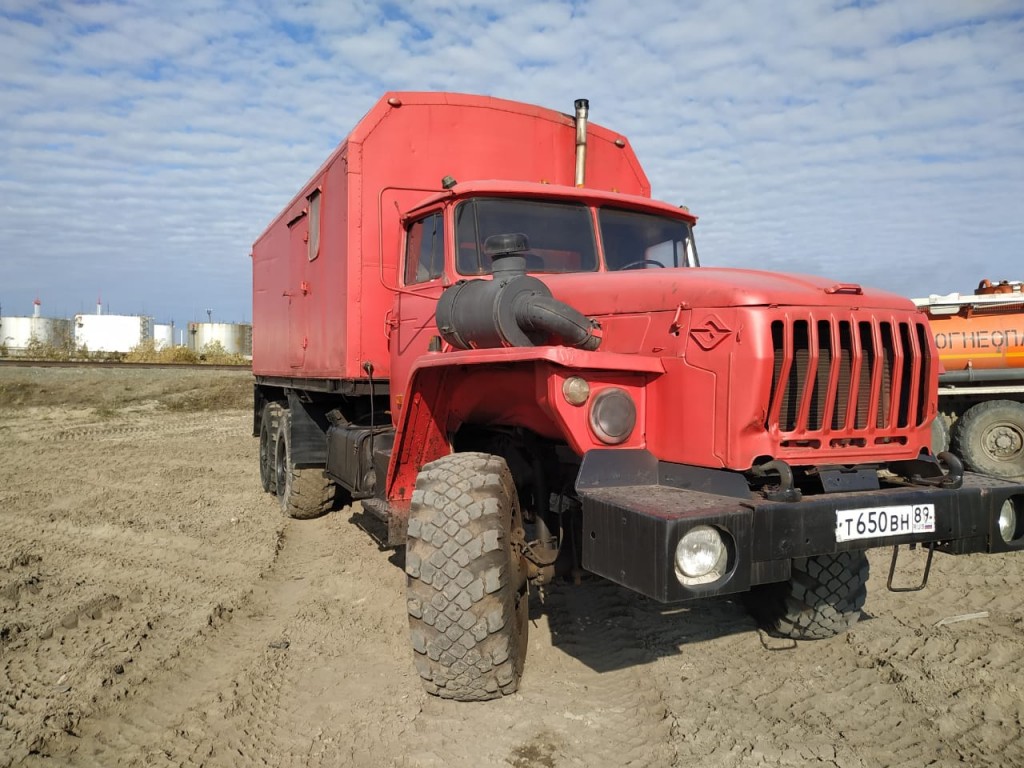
[{"left": 390, "top": 210, "right": 447, "bottom": 415}]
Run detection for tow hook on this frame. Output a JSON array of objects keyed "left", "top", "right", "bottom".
[
  {"left": 751, "top": 459, "right": 802, "bottom": 502},
  {"left": 904, "top": 452, "right": 965, "bottom": 489},
  {"left": 890, "top": 451, "right": 965, "bottom": 490},
  {"left": 932, "top": 451, "right": 964, "bottom": 489}
]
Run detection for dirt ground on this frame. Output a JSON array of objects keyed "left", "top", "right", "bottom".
[{"left": 2, "top": 365, "right": 1023, "bottom": 768}]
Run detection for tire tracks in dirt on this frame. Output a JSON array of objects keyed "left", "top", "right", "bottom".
[
  {"left": 527, "top": 580, "right": 678, "bottom": 768},
  {"left": 27, "top": 508, "right": 420, "bottom": 768},
  {"left": 383, "top": 578, "right": 678, "bottom": 768},
  {"left": 29, "top": 518, "right": 317, "bottom": 767}
]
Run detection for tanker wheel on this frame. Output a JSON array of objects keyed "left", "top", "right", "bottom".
[
  {"left": 259, "top": 402, "right": 283, "bottom": 493},
  {"left": 273, "top": 408, "right": 338, "bottom": 519},
  {"left": 743, "top": 551, "right": 869, "bottom": 640},
  {"left": 930, "top": 413, "right": 951, "bottom": 455},
  {"left": 954, "top": 400, "right": 1024, "bottom": 481},
  {"left": 405, "top": 452, "right": 529, "bottom": 701}
]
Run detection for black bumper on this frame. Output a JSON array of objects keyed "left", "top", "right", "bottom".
[{"left": 576, "top": 449, "right": 1024, "bottom": 603}]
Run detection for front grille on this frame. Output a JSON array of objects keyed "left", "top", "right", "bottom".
[{"left": 766, "top": 314, "right": 933, "bottom": 439}]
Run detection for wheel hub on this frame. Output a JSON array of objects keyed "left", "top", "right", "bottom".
[{"left": 984, "top": 423, "right": 1024, "bottom": 460}]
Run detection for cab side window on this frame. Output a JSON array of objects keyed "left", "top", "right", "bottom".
[{"left": 405, "top": 212, "right": 445, "bottom": 284}]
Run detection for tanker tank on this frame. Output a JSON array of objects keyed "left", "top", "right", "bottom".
[{"left": 915, "top": 279, "right": 1024, "bottom": 481}]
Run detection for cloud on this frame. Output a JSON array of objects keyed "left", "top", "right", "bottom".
[{"left": 0, "top": 0, "right": 1022, "bottom": 323}]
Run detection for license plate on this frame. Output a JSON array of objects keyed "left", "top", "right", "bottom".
[{"left": 835, "top": 504, "right": 936, "bottom": 542}]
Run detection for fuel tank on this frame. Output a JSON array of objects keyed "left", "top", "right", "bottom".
[{"left": 914, "top": 280, "right": 1024, "bottom": 372}]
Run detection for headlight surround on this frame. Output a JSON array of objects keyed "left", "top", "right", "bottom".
[
  {"left": 589, "top": 387, "right": 636, "bottom": 444},
  {"left": 998, "top": 496, "right": 1024, "bottom": 544},
  {"left": 674, "top": 525, "right": 729, "bottom": 586}
]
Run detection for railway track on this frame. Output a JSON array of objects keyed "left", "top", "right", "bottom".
[{"left": 0, "top": 358, "right": 250, "bottom": 372}]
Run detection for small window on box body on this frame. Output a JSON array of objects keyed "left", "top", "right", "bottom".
[
  {"left": 307, "top": 189, "right": 321, "bottom": 261},
  {"left": 405, "top": 212, "right": 445, "bottom": 284}
]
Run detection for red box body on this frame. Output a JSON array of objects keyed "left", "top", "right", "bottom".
[{"left": 252, "top": 92, "right": 649, "bottom": 380}]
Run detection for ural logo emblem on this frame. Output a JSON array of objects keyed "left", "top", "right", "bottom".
[{"left": 689, "top": 315, "right": 732, "bottom": 350}]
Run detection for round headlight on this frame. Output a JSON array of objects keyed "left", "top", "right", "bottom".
[
  {"left": 589, "top": 387, "right": 636, "bottom": 444},
  {"left": 562, "top": 376, "right": 590, "bottom": 406},
  {"left": 998, "top": 497, "right": 1023, "bottom": 544},
  {"left": 675, "top": 525, "right": 728, "bottom": 586}
]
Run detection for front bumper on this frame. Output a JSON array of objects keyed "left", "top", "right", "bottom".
[{"left": 576, "top": 449, "right": 1024, "bottom": 603}]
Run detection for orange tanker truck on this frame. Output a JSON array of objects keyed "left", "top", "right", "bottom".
[{"left": 915, "top": 279, "right": 1024, "bottom": 481}]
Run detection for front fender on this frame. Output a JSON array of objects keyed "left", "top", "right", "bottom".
[{"left": 385, "top": 347, "right": 665, "bottom": 502}]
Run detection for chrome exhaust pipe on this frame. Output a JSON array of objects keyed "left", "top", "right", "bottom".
[{"left": 574, "top": 98, "right": 589, "bottom": 187}]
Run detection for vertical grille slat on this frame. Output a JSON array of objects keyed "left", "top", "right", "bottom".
[
  {"left": 766, "top": 312, "right": 933, "bottom": 444},
  {"left": 914, "top": 322, "right": 931, "bottom": 425},
  {"left": 878, "top": 322, "right": 895, "bottom": 428}
]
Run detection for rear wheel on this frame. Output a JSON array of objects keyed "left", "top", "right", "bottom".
[
  {"left": 273, "top": 408, "right": 338, "bottom": 519},
  {"left": 744, "top": 551, "right": 869, "bottom": 640},
  {"left": 405, "top": 452, "right": 529, "bottom": 700},
  {"left": 954, "top": 400, "right": 1024, "bottom": 480},
  {"left": 259, "top": 402, "right": 283, "bottom": 493}
]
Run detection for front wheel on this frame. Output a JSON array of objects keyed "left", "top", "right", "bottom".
[
  {"left": 743, "top": 551, "right": 869, "bottom": 640},
  {"left": 405, "top": 452, "right": 529, "bottom": 701}
]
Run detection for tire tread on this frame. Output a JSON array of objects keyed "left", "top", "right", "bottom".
[
  {"left": 405, "top": 452, "right": 527, "bottom": 701},
  {"left": 745, "top": 551, "right": 869, "bottom": 640}
]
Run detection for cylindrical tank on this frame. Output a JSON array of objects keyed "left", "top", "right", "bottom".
[
  {"left": 919, "top": 283, "right": 1024, "bottom": 372},
  {"left": 74, "top": 314, "right": 153, "bottom": 353},
  {"left": 0, "top": 316, "right": 73, "bottom": 353},
  {"left": 187, "top": 322, "right": 253, "bottom": 357},
  {"left": 153, "top": 323, "right": 175, "bottom": 349}
]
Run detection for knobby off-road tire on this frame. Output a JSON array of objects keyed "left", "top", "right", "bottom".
[
  {"left": 405, "top": 452, "right": 529, "bottom": 701},
  {"left": 954, "top": 399, "right": 1024, "bottom": 481},
  {"left": 274, "top": 408, "right": 337, "bottom": 519},
  {"left": 744, "top": 551, "right": 869, "bottom": 640},
  {"left": 259, "top": 402, "right": 283, "bottom": 493}
]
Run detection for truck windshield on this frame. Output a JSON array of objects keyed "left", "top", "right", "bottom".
[
  {"left": 598, "top": 207, "right": 698, "bottom": 270},
  {"left": 454, "top": 197, "right": 698, "bottom": 275},
  {"left": 456, "top": 198, "right": 598, "bottom": 275}
]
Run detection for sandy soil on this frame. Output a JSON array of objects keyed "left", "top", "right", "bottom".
[{"left": 2, "top": 366, "right": 1023, "bottom": 768}]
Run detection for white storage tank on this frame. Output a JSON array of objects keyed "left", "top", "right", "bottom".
[
  {"left": 0, "top": 315, "right": 73, "bottom": 354},
  {"left": 153, "top": 323, "right": 175, "bottom": 349},
  {"left": 187, "top": 322, "right": 253, "bottom": 357},
  {"left": 74, "top": 314, "right": 153, "bottom": 353}
]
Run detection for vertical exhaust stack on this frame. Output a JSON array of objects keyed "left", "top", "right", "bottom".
[{"left": 574, "top": 98, "right": 589, "bottom": 187}]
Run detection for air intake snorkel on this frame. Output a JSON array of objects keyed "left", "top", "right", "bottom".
[{"left": 435, "top": 234, "right": 601, "bottom": 351}]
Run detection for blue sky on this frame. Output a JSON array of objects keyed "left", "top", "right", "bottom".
[{"left": 1, "top": 0, "right": 1022, "bottom": 324}]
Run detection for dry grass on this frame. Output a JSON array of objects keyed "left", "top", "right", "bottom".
[
  {"left": 0, "top": 367, "right": 252, "bottom": 412},
  {"left": 123, "top": 340, "right": 249, "bottom": 366}
]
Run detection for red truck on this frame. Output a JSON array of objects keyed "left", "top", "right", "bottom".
[{"left": 252, "top": 92, "right": 1024, "bottom": 701}]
